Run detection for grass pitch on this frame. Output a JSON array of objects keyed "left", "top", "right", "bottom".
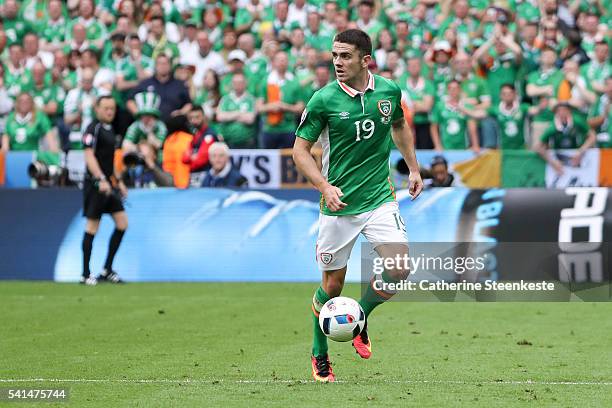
[{"left": 1, "top": 282, "right": 612, "bottom": 407}]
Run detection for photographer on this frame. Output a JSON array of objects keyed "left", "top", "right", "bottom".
[
  {"left": 122, "top": 143, "right": 174, "bottom": 188},
  {"left": 81, "top": 96, "right": 128, "bottom": 285}
]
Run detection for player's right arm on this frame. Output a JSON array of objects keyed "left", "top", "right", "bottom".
[
  {"left": 293, "top": 93, "right": 346, "bottom": 212},
  {"left": 83, "top": 124, "right": 111, "bottom": 194}
]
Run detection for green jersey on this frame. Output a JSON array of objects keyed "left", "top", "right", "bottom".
[
  {"left": 4, "top": 111, "right": 52, "bottom": 151},
  {"left": 3, "top": 17, "right": 29, "bottom": 45},
  {"left": 295, "top": 73, "right": 403, "bottom": 215},
  {"left": 125, "top": 119, "right": 167, "bottom": 145},
  {"left": 4, "top": 66, "right": 33, "bottom": 99},
  {"left": 28, "top": 81, "right": 66, "bottom": 118},
  {"left": 589, "top": 95, "right": 612, "bottom": 148},
  {"left": 580, "top": 60, "right": 611, "bottom": 92},
  {"left": 217, "top": 92, "right": 257, "bottom": 147},
  {"left": 430, "top": 99, "right": 471, "bottom": 149},
  {"left": 257, "top": 72, "right": 303, "bottom": 134},
  {"left": 540, "top": 115, "right": 589, "bottom": 149},
  {"left": 41, "top": 19, "right": 67, "bottom": 46},
  {"left": 489, "top": 102, "right": 529, "bottom": 149},
  {"left": 486, "top": 52, "right": 520, "bottom": 105},
  {"left": 458, "top": 73, "right": 490, "bottom": 106},
  {"left": 398, "top": 75, "right": 434, "bottom": 124},
  {"left": 527, "top": 68, "right": 564, "bottom": 122}
]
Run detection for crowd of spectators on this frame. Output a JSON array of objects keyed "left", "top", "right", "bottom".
[{"left": 0, "top": 0, "right": 610, "bottom": 178}]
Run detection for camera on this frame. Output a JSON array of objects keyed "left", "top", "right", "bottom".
[
  {"left": 123, "top": 151, "right": 145, "bottom": 167},
  {"left": 28, "top": 161, "right": 73, "bottom": 187}
]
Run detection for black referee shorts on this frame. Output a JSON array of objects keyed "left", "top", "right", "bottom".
[{"left": 83, "top": 180, "right": 125, "bottom": 219}]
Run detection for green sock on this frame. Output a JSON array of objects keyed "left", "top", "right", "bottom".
[
  {"left": 311, "top": 286, "right": 331, "bottom": 357},
  {"left": 359, "top": 270, "right": 398, "bottom": 318}
]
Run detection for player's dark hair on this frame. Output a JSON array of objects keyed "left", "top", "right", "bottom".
[
  {"left": 334, "top": 29, "right": 372, "bottom": 58},
  {"left": 501, "top": 83, "right": 516, "bottom": 91},
  {"left": 96, "top": 95, "right": 115, "bottom": 106},
  {"left": 190, "top": 105, "right": 204, "bottom": 114}
]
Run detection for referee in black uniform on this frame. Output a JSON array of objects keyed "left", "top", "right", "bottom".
[{"left": 81, "top": 95, "right": 128, "bottom": 285}]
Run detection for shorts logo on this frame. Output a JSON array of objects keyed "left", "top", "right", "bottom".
[
  {"left": 320, "top": 252, "right": 333, "bottom": 265},
  {"left": 378, "top": 100, "right": 392, "bottom": 117},
  {"left": 339, "top": 111, "right": 350, "bottom": 119}
]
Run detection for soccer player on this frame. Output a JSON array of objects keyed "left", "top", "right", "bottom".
[
  {"left": 81, "top": 96, "right": 128, "bottom": 285},
  {"left": 293, "top": 29, "right": 423, "bottom": 382}
]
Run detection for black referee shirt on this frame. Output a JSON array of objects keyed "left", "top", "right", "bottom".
[{"left": 82, "top": 120, "right": 120, "bottom": 179}]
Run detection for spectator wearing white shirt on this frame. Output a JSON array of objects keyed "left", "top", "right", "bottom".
[
  {"left": 287, "top": 0, "right": 314, "bottom": 28},
  {"left": 191, "top": 31, "right": 226, "bottom": 88},
  {"left": 178, "top": 20, "right": 200, "bottom": 66}
]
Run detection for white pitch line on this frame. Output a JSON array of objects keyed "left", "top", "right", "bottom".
[{"left": 1, "top": 379, "right": 611, "bottom": 386}]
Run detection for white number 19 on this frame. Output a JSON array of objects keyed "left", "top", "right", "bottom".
[{"left": 355, "top": 119, "right": 375, "bottom": 142}]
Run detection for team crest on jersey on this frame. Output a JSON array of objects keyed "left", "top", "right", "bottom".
[
  {"left": 378, "top": 100, "right": 392, "bottom": 117},
  {"left": 320, "top": 253, "right": 333, "bottom": 265}
]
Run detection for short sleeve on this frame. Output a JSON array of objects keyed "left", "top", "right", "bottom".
[
  {"left": 82, "top": 122, "right": 98, "bottom": 149},
  {"left": 295, "top": 93, "right": 326, "bottom": 143},
  {"left": 391, "top": 83, "right": 403, "bottom": 122}
]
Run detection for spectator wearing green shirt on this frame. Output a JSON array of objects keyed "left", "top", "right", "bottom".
[
  {"left": 216, "top": 72, "right": 258, "bottom": 148},
  {"left": 3, "top": 0, "right": 29, "bottom": 46},
  {"left": 256, "top": 51, "right": 305, "bottom": 148},
  {"left": 4, "top": 43, "right": 33, "bottom": 100},
  {"left": 526, "top": 47, "right": 565, "bottom": 146},
  {"left": 27, "top": 62, "right": 65, "bottom": 124},
  {"left": 65, "top": 0, "right": 108, "bottom": 52},
  {"left": 534, "top": 102, "right": 597, "bottom": 175},
  {"left": 355, "top": 1, "right": 384, "bottom": 41},
  {"left": 473, "top": 24, "right": 522, "bottom": 107},
  {"left": 305, "top": 11, "right": 333, "bottom": 60},
  {"left": 587, "top": 76, "right": 612, "bottom": 148},
  {"left": 142, "top": 16, "right": 180, "bottom": 65},
  {"left": 1, "top": 92, "right": 58, "bottom": 154},
  {"left": 518, "top": 22, "right": 542, "bottom": 77},
  {"left": 437, "top": 0, "right": 478, "bottom": 51},
  {"left": 122, "top": 91, "right": 167, "bottom": 162},
  {"left": 220, "top": 50, "right": 258, "bottom": 96},
  {"left": 452, "top": 52, "right": 496, "bottom": 148},
  {"left": 237, "top": 33, "right": 269, "bottom": 86},
  {"left": 488, "top": 84, "right": 540, "bottom": 149},
  {"left": 399, "top": 56, "right": 435, "bottom": 149},
  {"left": 302, "top": 62, "right": 331, "bottom": 103},
  {"left": 580, "top": 41, "right": 611, "bottom": 95},
  {"left": 39, "top": 0, "right": 67, "bottom": 53},
  {"left": 430, "top": 80, "right": 483, "bottom": 152},
  {"left": 561, "top": 59, "right": 597, "bottom": 121}
]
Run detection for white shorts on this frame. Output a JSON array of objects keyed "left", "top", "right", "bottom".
[{"left": 316, "top": 201, "right": 408, "bottom": 271}]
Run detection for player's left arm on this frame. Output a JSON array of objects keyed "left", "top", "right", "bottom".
[{"left": 391, "top": 116, "right": 423, "bottom": 200}]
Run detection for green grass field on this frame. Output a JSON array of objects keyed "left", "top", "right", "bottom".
[{"left": 1, "top": 282, "right": 612, "bottom": 407}]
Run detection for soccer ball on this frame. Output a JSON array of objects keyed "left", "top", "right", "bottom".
[{"left": 318, "top": 297, "right": 366, "bottom": 342}]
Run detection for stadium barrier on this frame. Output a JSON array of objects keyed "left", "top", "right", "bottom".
[
  {"left": 0, "top": 187, "right": 609, "bottom": 283},
  {"left": 1, "top": 149, "right": 611, "bottom": 189}
]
